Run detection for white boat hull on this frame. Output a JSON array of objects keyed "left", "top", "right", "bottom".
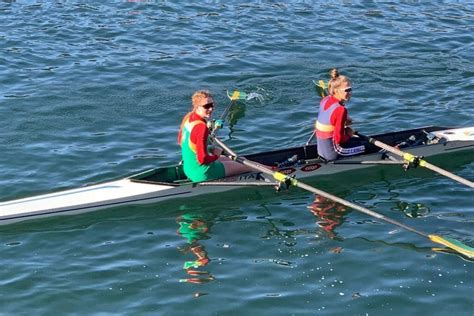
[{"left": 1, "top": 126, "right": 473, "bottom": 225}]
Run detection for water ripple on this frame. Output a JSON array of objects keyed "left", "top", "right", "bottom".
[{"left": 1, "top": 2, "right": 474, "bottom": 315}]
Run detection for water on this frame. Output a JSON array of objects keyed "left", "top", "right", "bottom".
[{"left": 1, "top": 1, "right": 473, "bottom": 315}]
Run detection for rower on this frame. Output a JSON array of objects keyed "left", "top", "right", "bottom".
[
  {"left": 177, "top": 90, "right": 252, "bottom": 182},
  {"left": 315, "top": 69, "right": 369, "bottom": 161}
]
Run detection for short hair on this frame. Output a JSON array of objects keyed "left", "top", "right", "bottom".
[{"left": 192, "top": 90, "right": 213, "bottom": 108}]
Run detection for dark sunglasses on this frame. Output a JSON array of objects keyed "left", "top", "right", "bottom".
[
  {"left": 202, "top": 102, "right": 214, "bottom": 109},
  {"left": 341, "top": 87, "right": 352, "bottom": 93}
]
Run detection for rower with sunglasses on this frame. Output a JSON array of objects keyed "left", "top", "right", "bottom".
[
  {"left": 178, "top": 90, "right": 251, "bottom": 182},
  {"left": 315, "top": 68, "right": 367, "bottom": 161}
]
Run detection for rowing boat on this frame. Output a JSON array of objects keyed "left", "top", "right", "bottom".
[{"left": 1, "top": 126, "right": 473, "bottom": 225}]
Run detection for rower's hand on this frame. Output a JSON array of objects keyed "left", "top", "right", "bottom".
[
  {"left": 214, "top": 119, "right": 223, "bottom": 129},
  {"left": 209, "top": 119, "right": 223, "bottom": 132},
  {"left": 346, "top": 117, "right": 353, "bottom": 126},
  {"left": 212, "top": 147, "right": 223, "bottom": 156},
  {"left": 345, "top": 127, "right": 354, "bottom": 137}
]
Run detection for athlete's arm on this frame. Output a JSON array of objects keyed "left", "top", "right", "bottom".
[
  {"left": 192, "top": 124, "right": 219, "bottom": 165},
  {"left": 331, "top": 106, "right": 351, "bottom": 144}
]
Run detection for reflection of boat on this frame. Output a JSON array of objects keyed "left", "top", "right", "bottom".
[{"left": 1, "top": 126, "right": 473, "bottom": 225}]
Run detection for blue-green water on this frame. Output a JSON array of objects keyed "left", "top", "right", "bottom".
[{"left": 1, "top": 1, "right": 473, "bottom": 315}]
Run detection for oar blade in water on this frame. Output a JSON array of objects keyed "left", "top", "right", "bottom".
[
  {"left": 227, "top": 90, "right": 264, "bottom": 103},
  {"left": 313, "top": 79, "right": 328, "bottom": 97},
  {"left": 227, "top": 90, "right": 247, "bottom": 101}
]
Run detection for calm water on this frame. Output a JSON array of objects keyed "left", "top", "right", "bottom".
[{"left": 1, "top": 1, "right": 473, "bottom": 315}]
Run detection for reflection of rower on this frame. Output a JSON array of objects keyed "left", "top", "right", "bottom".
[
  {"left": 177, "top": 213, "right": 215, "bottom": 284},
  {"left": 307, "top": 195, "right": 350, "bottom": 238}
]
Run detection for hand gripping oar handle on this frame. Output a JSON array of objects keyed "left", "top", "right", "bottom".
[
  {"left": 356, "top": 132, "right": 474, "bottom": 189},
  {"left": 213, "top": 136, "right": 474, "bottom": 259}
]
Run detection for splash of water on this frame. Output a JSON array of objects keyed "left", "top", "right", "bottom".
[{"left": 245, "top": 92, "right": 265, "bottom": 103}]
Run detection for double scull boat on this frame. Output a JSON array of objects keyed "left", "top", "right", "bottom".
[{"left": 1, "top": 126, "right": 473, "bottom": 225}]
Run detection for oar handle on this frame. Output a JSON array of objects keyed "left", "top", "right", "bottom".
[{"left": 356, "top": 132, "right": 405, "bottom": 156}]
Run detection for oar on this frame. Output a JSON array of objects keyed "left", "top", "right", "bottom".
[
  {"left": 305, "top": 80, "right": 329, "bottom": 145},
  {"left": 305, "top": 131, "right": 316, "bottom": 146},
  {"left": 356, "top": 133, "right": 474, "bottom": 189},
  {"left": 210, "top": 90, "right": 247, "bottom": 138},
  {"left": 312, "top": 79, "right": 328, "bottom": 98},
  {"left": 221, "top": 90, "right": 247, "bottom": 123},
  {"left": 212, "top": 136, "right": 474, "bottom": 259}
]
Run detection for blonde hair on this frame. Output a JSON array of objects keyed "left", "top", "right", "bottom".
[
  {"left": 328, "top": 68, "right": 351, "bottom": 95},
  {"left": 192, "top": 90, "right": 213, "bottom": 109}
]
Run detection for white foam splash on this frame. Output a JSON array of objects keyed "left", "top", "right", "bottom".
[{"left": 245, "top": 92, "right": 265, "bottom": 103}]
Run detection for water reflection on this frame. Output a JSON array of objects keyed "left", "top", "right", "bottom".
[
  {"left": 176, "top": 213, "right": 214, "bottom": 284},
  {"left": 308, "top": 195, "right": 351, "bottom": 238},
  {"left": 226, "top": 102, "right": 246, "bottom": 139},
  {"left": 395, "top": 201, "right": 430, "bottom": 218}
]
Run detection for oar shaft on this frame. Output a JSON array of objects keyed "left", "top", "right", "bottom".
[
  {"left": 219, "top": 99, "right": 234, "bottom": 123},
  {"left": 213, "top": 137, "right": 428, "bottom": 238},
  {"left": 210, "top": 92, "right": 239, "bottom": 138},
  {"left": 366, "top": 137, "right": 404, "bottom": 156},
  {"left": 305, "top": 131, "right": 315, "bottom": 145},
  {"left": 295, "top": 181, "right": 428, "bottom": 237},
  {"left": 361, "top": 134, "right": 474, "bottom": 188},
  {"left": 333, "top": 160, "right": 404, "bottom": 165},
  {"left": 421, "top": 161, "right": 474, "bottom": 188}
]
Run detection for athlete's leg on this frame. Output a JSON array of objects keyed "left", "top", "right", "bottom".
[
  {"left": 221, "top": 160, "right": 253, "bottom": 177},
  {"left": 335, "top": 137, "right": 366, "bottom": 157}
]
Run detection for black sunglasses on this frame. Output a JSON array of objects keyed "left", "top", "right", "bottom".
[
  {"left": 202, "top": 102, "right": 214, "bottom": 109},
  {"left": 336, "top": 87, "right": 352, "bottom": 93}
]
